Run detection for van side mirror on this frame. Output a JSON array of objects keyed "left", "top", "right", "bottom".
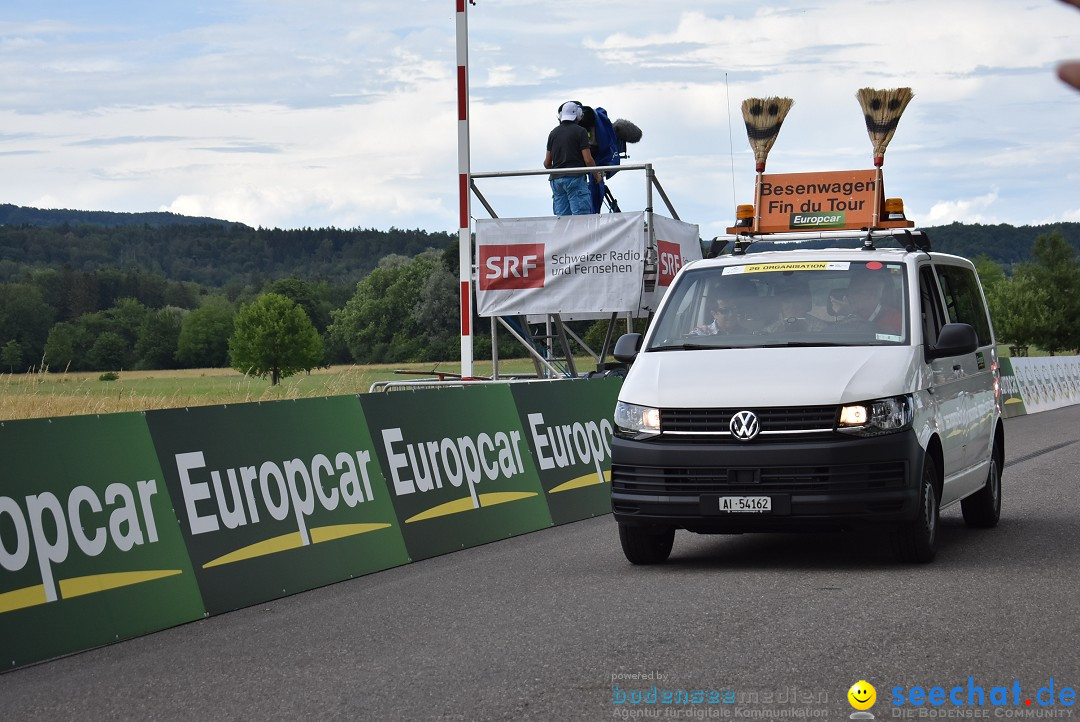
[
  {"left": 613, "top": 333, "right": 643, "bottom": 364},
  {"left": 927, "top": 322, "right": 978, "bottom": 359}
]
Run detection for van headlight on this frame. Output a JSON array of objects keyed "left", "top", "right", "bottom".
[
  {"left": 837, "top": 395, "right": 913, "bottom": 436},
  {"left": 614, "top": 401, "right": 661, "bottom": 438}
]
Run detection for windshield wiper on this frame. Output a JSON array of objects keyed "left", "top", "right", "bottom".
[
  {"left": 743, "top": 341, "right": 849, "bottom": 348},
  {"left": 648, "top": 343, "right": 720, "bottom": 351}
]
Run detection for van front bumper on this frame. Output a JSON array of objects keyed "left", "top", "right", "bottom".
[{"left": 610, "top": 430, "right": 924, "bottom": 533}]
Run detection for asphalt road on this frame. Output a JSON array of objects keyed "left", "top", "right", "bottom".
[{"left": 3, "top": 405, "right": 1079, "bottom": 721}]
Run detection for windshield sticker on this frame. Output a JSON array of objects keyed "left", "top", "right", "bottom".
[
  {"left": 723, "top": 261, "right": 851, "bottom": 275},
  {"left": 876, "top": 333, "right": 903, "bottom": 342}
]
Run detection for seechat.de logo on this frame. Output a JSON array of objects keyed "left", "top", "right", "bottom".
[
  {"left": 657, "top": 239, "right": 682, "bottom": 287},
  {"left": 479, "top": 243, "right": 546, "bottom": 291}
]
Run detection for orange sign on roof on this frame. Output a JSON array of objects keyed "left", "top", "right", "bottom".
[{"left": 735, "top": 169, "right": 913, "bottom": 234}]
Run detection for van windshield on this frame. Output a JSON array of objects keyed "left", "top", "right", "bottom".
[{"left": 647, "top": 260, "right": 909, "bottom": 350}]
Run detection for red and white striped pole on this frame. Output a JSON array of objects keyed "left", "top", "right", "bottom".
[{"left": 455, "top": 0, "right": 474, "bottom": 378}]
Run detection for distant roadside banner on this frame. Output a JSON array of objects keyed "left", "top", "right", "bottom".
[
  {"left": 361, "top": 385, "right": 554, "bottom": 561},
  {"left": 510, "top": 379, "right": 620, "bottom": 525},
  {"left": 0, "top": 414, "right": 204, "bottom": 669},
  {"left": 145, "top": 397, "right": 409, "bottom": 615},
  {"left": 1002, "top": 356, "right": 1080, "bottom": 416}
]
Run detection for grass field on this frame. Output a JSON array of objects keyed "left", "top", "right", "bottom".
[{"left": 0, "top": 358, "right": 557, "bottom": 421}]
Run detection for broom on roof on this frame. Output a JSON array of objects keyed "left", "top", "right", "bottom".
[
  {"left": 741, "top": 96, "right": 794, "bottom": 173},
  {"left": 857, "top": 87, "right": 914, "bottom": 167}
]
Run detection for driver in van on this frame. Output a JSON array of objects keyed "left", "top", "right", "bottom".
[{"left": 690, "top": 295, "right": 744, "bottom": 336}]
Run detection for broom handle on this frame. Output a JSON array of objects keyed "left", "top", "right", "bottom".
[
  {"left": 872, "top": 166, "right": 883, "bottom": 228},
  {"left": 754, "top": 172, "right": 763, "bottom": 233}
]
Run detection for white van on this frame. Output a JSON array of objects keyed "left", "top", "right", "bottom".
[{"left": 611, "top": 229, "right": 1003, "bottom": 563}]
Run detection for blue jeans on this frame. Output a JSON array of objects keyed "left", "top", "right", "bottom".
[{"left": 550, "top": 175, "right": 592, "bottom": 216}]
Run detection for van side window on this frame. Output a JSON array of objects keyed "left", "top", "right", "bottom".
[
  {"left": 919, "top": 266, "right": 946, "bottom": 346},
  {"left": 935, "top": 265, "right": 993, "bottom": 346}
]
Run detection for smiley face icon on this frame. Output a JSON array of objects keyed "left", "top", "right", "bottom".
[{"left": 848, "top": 680, "right": 877, "bottom": 710}]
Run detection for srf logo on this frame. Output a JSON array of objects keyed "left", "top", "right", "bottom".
[
  {"left": 657, "top": 240, "right": 682, "bottom": 287},
  {"left": 479, "top": 244, "right": 546, "bottom": 291}
]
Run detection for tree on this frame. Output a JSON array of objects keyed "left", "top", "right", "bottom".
[
  {"left": 88, "top": 331, "right": 129, "bottom": 371},
  {"left": 2, "top": 339, "right": 22, "bottom": 373},
  {"left": 1021, "top": 230, "right": 1080, "bottom": 354},
  {"left": 43, "top": 322, "right": 84, "bottom": 372},
  {"left": 136, "top": 306, "right": 185, "bottom": 369},
  {"left": 229, "top": 293, "right": 324, "bottom": 385},
  {"left": 177, "top": 296, "right": 234, "bottom": 368},
  {"left": 329, "top": 251, "right": 453, "bottom": 363}
]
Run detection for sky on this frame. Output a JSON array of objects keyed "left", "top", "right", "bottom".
[{"left": 2, "top": 0, "right": 1080, "bottom": 239}]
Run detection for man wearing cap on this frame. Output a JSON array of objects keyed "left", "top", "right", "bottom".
[{"left": 544, "top": 100, "right": 602, "bottom": 216}]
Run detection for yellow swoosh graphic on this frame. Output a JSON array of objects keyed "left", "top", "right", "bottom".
[
  {"left": 203, "top": 523, "right": 392, "bottom": 568},
  {"left": 479, "top": 491, "right": 537, "bottom": 507},
  {"left": 1004, "top": 398, "right": 1023, "bottom": 405},
  {"left": 549, "top": 470, "right": 611, "bottom": 494},
  {"left": 405, "top": 497, "right": 476, "bottom": 523},
  {"left": 1, "top": 570, "right": 186, "bottom": 613},
  {"left": 59, "top": 570, "right": 183, "bottom": 599},
  {"left": 311, "top": 523, "right": 392, "bottom": 543},
  {"left": 405, "top": 491, "right": 539, "bottom": 523},
  {"left": 0, "top": 584, "right": 47, "bottom": 614}
]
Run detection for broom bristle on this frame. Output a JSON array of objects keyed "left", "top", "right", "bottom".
[
  {"left": 856, "top": 87, "right": 914, "bottom": 164},
  {"left": 741, "top": 97, "right": 794, "bottom": 172}
]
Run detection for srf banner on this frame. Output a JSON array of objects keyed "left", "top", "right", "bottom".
[
  {"left": 0, "top": 414, "right": 204, "bottom": 668},
  {"left": 361, "top": 385, "right": 554, "bottom": 561},
  {"left": 639, "top": 214, "right": 702, "bottom": 313},
  {"left": 475, "top": 212, "right": 645, "bottom": 316},
  {"left": 145, "top": 397, "right": 409, "bottom": 615}
]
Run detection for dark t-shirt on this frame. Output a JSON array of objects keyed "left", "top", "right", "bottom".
[{"left": 546, "top": 121, "right": 590, "bottom": 179}]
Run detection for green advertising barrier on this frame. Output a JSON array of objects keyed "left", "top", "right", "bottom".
[
  {"left": 144, "top": 397, "right": 409, "bottom": 615},
  {"left": 510, "top": 378, "right": 620, "bottom": 525},
  {"left": 360, "top": 385, "right": 555, "bottom": 561},
  {"left": 0, "top": 414, "right": 204, "bottom": 669},
  {"left": 1, "top": 378, "right": 623, "bottom": 669}
]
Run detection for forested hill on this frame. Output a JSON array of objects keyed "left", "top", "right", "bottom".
[
  {"left": 0, "top": 205, "right": 455, "bottom": 286},
  {"left": 914, "top": 222, "right": 1080, "bottom": 264},
  {"left": 0, "top": 203, "right": 1077, "bottom": 287},
  {"left": 0, "top": 204, "right": 242, "bottom": 229}
]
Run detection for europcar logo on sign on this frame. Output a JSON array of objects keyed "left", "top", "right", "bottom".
[
  {"left": 0, "top": 414, "right": 204, "bottom": 668},
  {"left": 361, "top": 385, "right": 553, "bottom": 562},
  {"left": 657, "top": 239, "right": 683, "bottom": 287},
  {"left": 479, "top": 243, "right": 546, "bottom": 291},
  {"left": 145, "top": 398, "right": 410, "bottom": 614}
]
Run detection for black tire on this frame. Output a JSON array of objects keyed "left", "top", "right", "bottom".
[
  {"left": 893, "top": 455, "right": 940, "bottom": 563},
  {"left": 961, "top": 449, "right": 1002, "bottom": 528},
  {"left": 618, "top": 524, "right": 675, "bottom": 565}
]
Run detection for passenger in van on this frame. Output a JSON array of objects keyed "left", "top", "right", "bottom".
[
  {"left": 764, "top": 281, "right": 826, "bottom": 333},
  {"left": 690, "top": 296, "right": 745, "bottom": 336},
  {"left": 836, "top": 273, "right": 902, "bottom": 335}
]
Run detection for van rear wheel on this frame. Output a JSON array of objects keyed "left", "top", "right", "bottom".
[
  {"left": 618, "top": 524, "right": 675, "bottom": 565},
  {"left": 893, "top": 455, "right": 939, "bottom": 563}
]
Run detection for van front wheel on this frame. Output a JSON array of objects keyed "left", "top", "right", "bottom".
[
  {"left": 893, "top": 455, "right": 939, "bottom": 563},
  {"left": 618, "top": 524, "right": 675, "bottom": 565}
]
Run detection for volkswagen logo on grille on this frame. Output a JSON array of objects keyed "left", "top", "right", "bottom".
[{"left": 729, "top": 410, "right": 760, "bottom": 441}]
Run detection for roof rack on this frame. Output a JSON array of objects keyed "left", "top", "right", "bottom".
[{"left": 710, "top": 228, "right": 932, "bottom": 257}]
